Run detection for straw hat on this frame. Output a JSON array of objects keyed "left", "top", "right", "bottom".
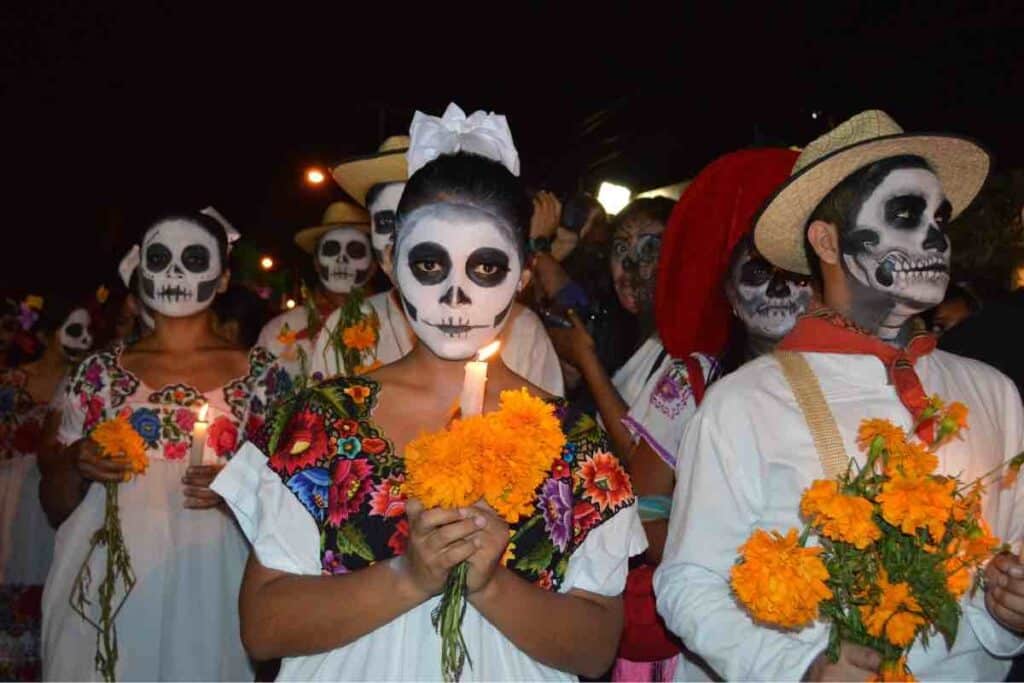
[
  {"left": 331, "top": 136, "right": 410, "bottom": 207},
  {"left": 294, "top": 202, "right": 371, "bottom": 254},
  {"left": 754, "top": 110, "right": 990, "bottom": 275}
]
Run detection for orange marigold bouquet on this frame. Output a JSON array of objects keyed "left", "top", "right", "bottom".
[
  {"left": 71, "top": 415, "right": 148, "bottom": 682},
  {"left": 404, "top": 388, "right": 566, "bottom": 682},
  {"left": 731, "top": 397, "right": 1024, "bottom": 681}
]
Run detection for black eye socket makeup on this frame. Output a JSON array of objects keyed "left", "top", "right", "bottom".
[
  {"left": 408, "top": 241, "right": 452, "bottom": 285},
  {"left": 466, "top": 247, "right": 511, "bottom": 287},
  {"left": 182, "top": 244, "right": 211, "bottom": 273},
  {"left": 346, "top": 241, "right": 368, "bottom": 259},
  {"left": 373, "top": 211, "right": 396, "bottom": 236},
  {"left": 740, "top": 258, "right": 773, "bottom": 287},
  {"left": 884, "top": 195, "right": 927, "bottom": 229},
  {"left": 321, "top": 240, "right": 341, "bottom": 257},
  {"left": 146, "top": 244, "right": 172, "bottom": 271}
]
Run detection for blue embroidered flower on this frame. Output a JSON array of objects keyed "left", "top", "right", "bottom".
[
  {"left": 129, "top": 407, "right": 162, "bottom": 445},
  {"left": 0, "top": 386, "right": 14, "bottom": 417},
  {"left": 287, "top": 468, "right": 330, "bottom": 523},
  {"left": 337, "top": 436, "right": 362, "bottom": 459},
  {"left": 562, "top": 441, "right": 578, "bottom": 463}
]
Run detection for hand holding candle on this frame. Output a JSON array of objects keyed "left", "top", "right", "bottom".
[
  {"left": 459, "top": 341, "right": 501, "bottom": 418},
  {"left": 190, "top": 404, "right": 209, "bottom": 467}
]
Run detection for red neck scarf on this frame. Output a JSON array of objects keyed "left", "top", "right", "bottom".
[
  {"left": 294, "top": 292, "right": 341, "bottom": 341},
  {"left": 777, "top": 307, "right": 938, "bottom": 442}
]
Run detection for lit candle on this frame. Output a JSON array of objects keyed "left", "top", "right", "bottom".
[
  {"left": 460, "top": 341, "right": 501, "bottom": 418},
  {"left": 190, "top": 404, "right": 209, "bottom": 467}
]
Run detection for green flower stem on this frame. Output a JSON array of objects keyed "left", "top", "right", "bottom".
[
  {"left": 69, "top": 482, "right": 136, "bottom": 682},
  {"left": 431, "top": 561, "right": 472, "bottom": 682}
]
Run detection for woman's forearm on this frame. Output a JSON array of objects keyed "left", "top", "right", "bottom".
[
  {"left": 577, "top": 352, "right": 633, "bottom": 460},
  {"left": 36, "top": 414, "right": 88, "bottom": 528},
  {"left": 469, "top": 567, "right": 622, "bottom": 678},
  {"left": 239, "top": 554, "right": 427, "bottom": 660}
]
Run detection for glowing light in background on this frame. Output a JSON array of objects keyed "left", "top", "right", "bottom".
[
  {"left": 260, "top": 256, "right": 275, "bottom": 270},
  {"left": 285, "top": 298, "right": 297, "bottom": 310},
  {"left": 596, "top": 181, "right": 631, "bottom": 215},
  {"left": 306, "top": 168, "right": 326, "bottom": 185}
]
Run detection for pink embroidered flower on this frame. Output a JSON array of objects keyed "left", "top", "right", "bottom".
[
  {"left": 207, "top": 416, "right": 239, "bottom": 458},
  {"left": 83, "top": 394, "right": 105, "bottom": 432},
  {"left": 361, "top": 437, "right": 388, "bottom": 455},
  {"left": 551, "top": 457, "right": 571, "bottom": 480},
  {"left": 573, "top": 501, "right": 601, "bottom": 542},
  {"left": 535, "top": 569, "right": 554, "bottom": 591},
  {"left": 328, "top": 459, "right": 373, "bottom": 526},
  {"left": 84, "top": 361, "right": 103, "bottom": 388},
  {"left": 369, "top": 475, "right": 406, "bottom": 518},
  {"left": 163, "top": 441, "right": 187, "bottom": 461},
  {"left": 388, "top": 518, "right": 410, "bottom": 556},
  {"left": 335, "top": 419, "right": 360, "bottom": 438},
  {"left": 174, "top": 408, "right": 196, "bottom": 432},
  {"left": 270, "top": 410, "right": 328, "bottom": 475}
]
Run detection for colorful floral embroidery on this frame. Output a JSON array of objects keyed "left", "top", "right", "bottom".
[
  {"left": 207, "top": 416, "right": 239, "bottom": 458},
  {"left": 261, "top": 378, "right": 635, "bottom": 591},
  {"left": 0, "top": 369, "right": 46, "bottom": 461}
]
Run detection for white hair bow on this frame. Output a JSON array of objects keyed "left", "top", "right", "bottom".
[
  {"left": 200, "top": 206, "right": 241, "bottom": 248},
  {"left": 407, "top": 102, "right": 520, "bottom": 177}
]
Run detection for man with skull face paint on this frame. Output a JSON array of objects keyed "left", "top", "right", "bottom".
[
  {"left": 0, "top": 296, "right": 95, "bottom": 681},
  {"left": 39, "top": 211, "right": 286, "bottom": 681},
  {"left": 656, "top": 111, "right": 1024, "bottom": 682},
  {"left": 256, "top": 202, "right": 378, "bottom": 381},
  {"left": 316, "top": 132, "right": 565, "bottom": 396},
  {"left": 213, "top": 106, "right": 644, "bottom": 681}
]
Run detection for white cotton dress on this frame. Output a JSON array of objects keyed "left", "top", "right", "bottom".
[{"left": 40, "top": 345, "right": 284, "bottom": 681}]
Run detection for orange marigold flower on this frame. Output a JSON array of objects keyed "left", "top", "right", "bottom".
[
  {"left": 276, "top": 323, "right": 298, "bottom": 346},
  {"left": 859, "top": 572, "right": 924, "bottom": 647},
  {"left": 944, "top": 557, "right": 972, "bottom": 598},
  {"left": 951, "top": 482, "right": 984, "bottom": 522},
  {"left": 730, "top": 528, "right": 832, "bottom": 629},
  {"left": 870, "top": 657, "right": 916, "bottom": 682},
  {"left": 801, "top": 480, "right": 881, "bottom": 549},
  {"left": 577, "top": 451, "right": 632, "bottom": 512},
  {"left": 342, "top": 321, "right": 378, "bottom": 352},
  {"left": 885, "top": 441, "right": 939, "bottom": 478},
  {"left": 91, "top": 416, "right": 149, "bottom": 478},
  {"left": 876, "top": 473, "right": 954, "bottom": 542},
  {"left": 858, "top": 419, "right": 907, "bottom": 453},
  {"left": 934, "top": 401, "right": 969, "bottom": 446}
]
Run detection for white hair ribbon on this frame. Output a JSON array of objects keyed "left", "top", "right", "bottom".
[
  {"left": 407, "top": 102, "right": 520, "bottom": 177},
  {"left": 119, "top": 245, "right": 141, "bottom": 288},
  {"left": 200, "top": 206, "right": 241, "bottom": 250}
]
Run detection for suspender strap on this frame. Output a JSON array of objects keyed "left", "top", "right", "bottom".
[{"left": 774, "top": 351, "right": 847, "bottom": 480}]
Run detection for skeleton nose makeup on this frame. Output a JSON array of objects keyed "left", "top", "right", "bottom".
[
  {"left": 139, "top": 219, "right": 222, "bottom": 318},
  {"left": 729, "top": 245, "right": 813, "bottom": 341},
  {"left": 395, "top": 204, "right": 522, "bottom": 360},
  {"left": 368, "top": 182, "right": 406, "bottom": 261},
  {"left": 316, "top": 227, "right": 374, "bottom": 294},
  {"left": 59, "top": 307, "right": 93, "bottom": 358},
  {"left": 841, "top": 167, "right": 951, "bottom": 309}
]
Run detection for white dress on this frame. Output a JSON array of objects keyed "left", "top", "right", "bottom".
[
  {"left": 212, "top": 376, "right": 646, "bottom": 680},
  {"left": 41, "top": 345, "right": 286, "bottom": 681},
  {"left": 655, "top": 349, "right": 1024, "bottom": 681},
  {"left": 311, "top": 290, "right": 566, "bottom": 396}
]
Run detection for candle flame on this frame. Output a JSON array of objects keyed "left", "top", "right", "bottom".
[
  {"left": 198, "top": 404, "right": 209, "bottom": 422},
  {"left": 477, "top": 341, "right": 501, "bottom": 362}
]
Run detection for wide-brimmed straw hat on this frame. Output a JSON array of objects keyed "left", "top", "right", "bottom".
[
  {"left": 754, "top": 110, "right": 990, "bottom": 275},
  {"left": 331, "top": 136, "right": 410, "bottom": 207},
  {"left": 294, "top": 202, "right": 370, "bottom": 254}
]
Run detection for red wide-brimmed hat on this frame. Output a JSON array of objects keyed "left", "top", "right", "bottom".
[{"left": 655, "top": 147, "right": 799, "bottom": 359}]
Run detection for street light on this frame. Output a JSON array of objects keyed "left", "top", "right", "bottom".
[
  {"left": 260, "top": 256, "right": 275, "bottom": 271},
  {"left": 306, "top": 168, "right": 326, "bottom": 185},
  {"left": 285, "top": 298, "right": 297, "bottom": 310},
  {"left": 597, "top": 181, "right": 631, "bottom": 215}
]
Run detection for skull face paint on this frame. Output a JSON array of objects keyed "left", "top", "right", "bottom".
[
  {"left": 316, "top": 227, "right": 373, "bottom": 293},
  {"left": 841, "top": 167, "right": 951, "bottom": 309},
  {"left": 610, "top": 214, "right": 664, "bottom": 316},
  {"left": 58, "top": 307, "right": 93, "bottom": 359},
  {"left": 727, "top": 240, "right": 813, "bottom": 341},
  {"left": 395, "top": 204, "right": 522, "bottom": 360},
  {"left": 139, "top": 219, "right": 222, "bottom": 317},
  {"left": 367, "top": 182, "right": 406, "bottom": 261}
]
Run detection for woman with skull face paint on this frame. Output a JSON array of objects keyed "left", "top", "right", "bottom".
[
  {"left": 38, "top": 211, "right": 287, "bottom": 682},
  {"left": 0, "top": 295, "right": 95, "bottom": 680},
  {"left": 213, "top": 142, "right": 645, "bottom": 680}
]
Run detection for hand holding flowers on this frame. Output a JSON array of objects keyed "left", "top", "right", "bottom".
[
  {"left": 181, "top": 464, "right": 225, "bottom": 509},
  {"left": 402, "top": 500, "right": 482, "bottom": 599},
  {"left": 71, "top": 436, "right": 134, "bottom": 483},
  {"left": 463, "top": 501, "right": 511, "bottom": 596},
  {"left": 984, "top": 553, "right": 1024, "bottom": 633}
]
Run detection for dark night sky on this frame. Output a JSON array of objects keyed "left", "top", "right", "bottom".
[{"left": 1, "top": 2, "right": 1022, "bottom": 297}]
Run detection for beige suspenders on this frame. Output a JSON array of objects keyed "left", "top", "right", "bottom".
[{"left": 774, "top": 351, "right": 847, "bottom": 480}]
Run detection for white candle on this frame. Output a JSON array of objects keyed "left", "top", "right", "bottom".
[
  {"left": 190, "top": 404, "right": 209, "bottom": 467},
  {"left": 459, "top": 341, "right": 501, "bottom": 418}
]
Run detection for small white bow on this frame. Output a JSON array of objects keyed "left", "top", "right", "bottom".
[{"left": 407, "top": 102, "right": 520, "bottom": 177}]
